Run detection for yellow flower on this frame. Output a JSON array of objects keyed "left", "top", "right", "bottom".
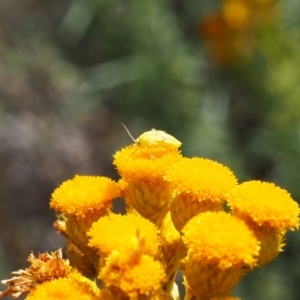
[
  {"left": 199, "top": 10, "right": 256, "bottom": 66},
  {"left": 100, "top": 250, "right": 166, "bottom": 299},
  {"left": 114, "top": 146, "right": 182, "bottom": 224},
  {"left": 88, "top": 213, "right": 160, "bottom": 260},
  {"left": 50, "top": 176, "right": 120, "bottom": 270},
  {"left": 182, "top": 211, "right": 260, "bottom": 299},
  {"left": 227, "top": 180, "right": 299, "bottom": 229},
  {"left": 223, "top": 0, "right": 250, "bottom": 30},
  {"left": 165, "top": 157, "right": 237, "bottom": 231},
  {"left": 227, "top": 180, "right": 300, "bottom": 266},
  {"left": 25, "top": 272, "right": 100, "bottom": 300},
  {"left": 89, "top": 213, "right": 165, "bottom": 298},
  {"left": 50, "top": 175, "right": 119, "bottom": 220}
]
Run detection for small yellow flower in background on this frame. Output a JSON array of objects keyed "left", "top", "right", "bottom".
[
  {"left": 198, "top": 0, "right": 277, "bottom": 66},
  {"left": 165, "top": 157, "right": 237, "bottom": 231},
  {"left": 181, "top": 211, "right": 260, "bottom": 299},
  {"left": 227, "top": 180, "right": 300, "bottom": 266},
  {"left": 88, "top": 213, "right": 160, "bottom": 261},
  {"left": 223, "top": 0, "right": 250, "bottom": 30},
  {"left": 25, "top": 272, "right": 101, "bottom": 300},
  {"left": 50, "top": 175, "right": 120, "bottom": 271},
  {"left": 114, "top": 146, "right": 182, "bottom": 224}
]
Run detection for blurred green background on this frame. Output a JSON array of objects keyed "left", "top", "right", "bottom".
[{"left": 1, "top": 0, "right": 300, "bottom": 299}]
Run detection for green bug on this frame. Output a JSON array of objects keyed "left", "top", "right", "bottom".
[{"left": 122, "top": 123, "right": 181, "bottom": 150}]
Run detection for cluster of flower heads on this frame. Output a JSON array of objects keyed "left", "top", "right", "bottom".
[
  {"left": 199, "top": 0, "right": 277, "bottom": 65},
  {"left": 0, "top": 135, "right": 299, "bottom": 300}
]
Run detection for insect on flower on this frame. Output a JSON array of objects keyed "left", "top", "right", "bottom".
[{"left": 122, "top": 123, "right": 182, "bottom": 150}]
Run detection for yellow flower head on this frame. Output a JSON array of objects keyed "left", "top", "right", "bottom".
[
  {"left": 227, "top": 180, "right": 300, "bottom": 266},
  {"left": 165, "top": 157, "right": 238, "bottom": 231},
  {"left": 88, "top": 213, "right": 160, "bottom": 259},
  {"left": 100, "top": 250, "right": 166, "bottom": 299},
  {"left": 50, "top": 176, "right": 119, "bottom": 271},
  {"left": 25, "top": 272, "right": 100, "bottom": 300},
  {"left": 50, "top": 175, "right": 119, "bottom": 220},
  {"left": 113, "top": 146, "right": 182, "bottom": 224},
  {"left": 181, "top": 211, "right": 260, "bottom": 299},
  {"left": 227, "top": 180, "right": 300, "bottom": 230},
  {"left": 223, "top": 0, "right": 250, "bottom": 29},
  {"left": 182, "top": 211, "right": 259, "bottom": 269}
]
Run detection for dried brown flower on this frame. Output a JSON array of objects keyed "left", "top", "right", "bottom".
[{"left": 0, "top": 249, "right": 72, "bottom": 298}]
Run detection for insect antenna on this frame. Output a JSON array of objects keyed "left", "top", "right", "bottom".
[{"left": 122, "top": 123, "right": 137, "bottom": 143}]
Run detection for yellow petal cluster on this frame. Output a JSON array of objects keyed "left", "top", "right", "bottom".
[
  {"left": 100, "top": 251, "right": 166, "bottom": 299},
  {"left": 182, "top": 211, "right": 260, "bottom": 299},
  {"left": 25, "top": 272, "right": 100, "bottom": 300},
  {"left": 50, "top": 176, "right": 120, "bottom": 273},
  {"left": 114, "top": 145, "right": 182, "bottom": 224},
  {"left": 114, "top": 146, "right": 182, "bottom": 183},
  {"left": 50, "top": 175, "right": 120, "bottom": 220},
  {"left": 227, "top": 180, "right": 300, "bottom": 229},
  {"left": 165, "top": 157, "right": 237, "bottom": 231},
  {"left": 227, "top": 180, "right": 300, "bottom": 266},
  {"left": 182, "top": 211, "right": 259, "bottom": 269},
  {"left": 88, "top": 213, "right": 159, "bottom": 259}
]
